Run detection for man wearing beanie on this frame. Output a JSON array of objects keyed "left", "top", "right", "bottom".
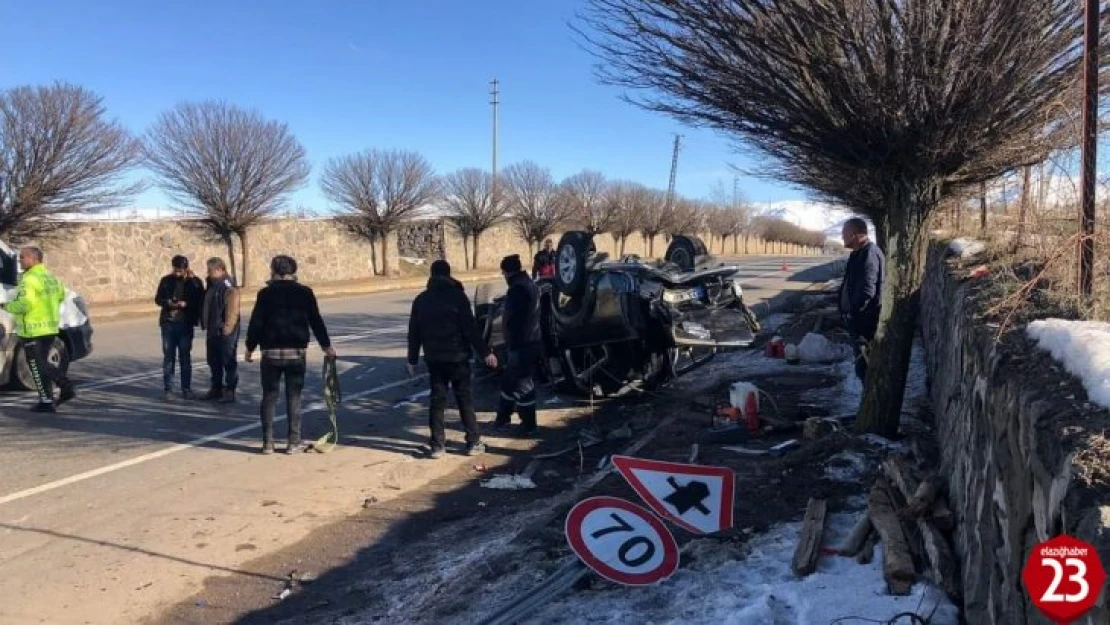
[
  {"left": 154, "top": 255, "right": 205, "bottom": 401},
  {"left": 406, "top": 259, "right": 497, "bottom": 458},
  {"left": 245, "top": 255, "right": 336, "bottom": 455},
  {"left": 493, "top": 253, "right": 541, "bottom": 435}
]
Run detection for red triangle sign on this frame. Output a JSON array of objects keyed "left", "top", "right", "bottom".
[{"left": 611, "top": 455, "right": 735, "bottom": 535}]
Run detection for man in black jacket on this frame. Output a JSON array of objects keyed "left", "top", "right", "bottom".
[
  {"left": 406, "top": 260, "right": 497, "bottom": 458},
  {"left": 532, "top": 238, "right": 556, "bottom": 279},
  {"left": 200, "top": 257, "right": 242, "bottom": 403},
  {"left": 245, "top": 255, "right": 335, "bottom": 454},
  {"left": 493, "top": 254, "right": 542, "bottom": 436},
  {"left": 838, "top": 218, "right": 885, "bottom": 383},
  {"left": 154, "top": 255, "right": 205, "bottom": 401}
]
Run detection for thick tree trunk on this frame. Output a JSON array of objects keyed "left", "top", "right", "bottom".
[
  {"left": 223, "top": 234, "right": 239, "bottom": 284},
  {"left": 380, "top": 232, "right": 390, "bottom": 276},
  {"left": 461, "top": 234, "right": 471, "bottom": 270},
  {"left": 368, "top": 237, "right": 379, "bottom": 276},
  {"left": 854, "top": 181, "right": 935, "bottom": 438},
  {"left": 647, "top": 235, "right": 655, "bottom": 257},
  {"left": 619, "top": 235, "right": 627, "bottom": 256},
  {"left": 238, "top": 229, "right": 250, "bottom": 288},
  {"left": 472, "top": 233, "right": 480, "bottom": 270}
]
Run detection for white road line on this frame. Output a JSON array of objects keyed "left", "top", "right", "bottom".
[
  {"left": 0, "top": 373, "right": 429, "bottom": 508},
  {"left": 0, "top": 324, "right": 408, "bottom": 406}
]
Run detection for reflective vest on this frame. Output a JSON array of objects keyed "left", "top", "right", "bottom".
[{"left": 6, "top": 264, "right": 64, "bottom": 338}]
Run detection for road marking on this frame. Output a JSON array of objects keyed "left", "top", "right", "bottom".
[
  {"left": 0, "top": 373, "right": 429, "bottom": 508},
  {"left": 0, "top": 324, "right": 408, "bottom": 406}
]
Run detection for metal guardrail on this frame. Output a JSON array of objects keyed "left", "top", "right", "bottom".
[{"left": 476, "top": 558, "right": 588, "bottom": 625}]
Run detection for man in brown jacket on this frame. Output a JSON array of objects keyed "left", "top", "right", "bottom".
[{"left": 200, "top": 257, "right": 242, "bottom": 403}]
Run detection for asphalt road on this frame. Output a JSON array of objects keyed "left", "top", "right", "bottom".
[{"left": 0, "top": 255, "right": 832, "bottom": 625}]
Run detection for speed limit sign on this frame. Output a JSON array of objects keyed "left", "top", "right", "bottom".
[{"left": 565, "top": 496, "right": 680, "bottom": 586}]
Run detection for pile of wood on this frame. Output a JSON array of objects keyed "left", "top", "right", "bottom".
[{"left": 791, "top": 455, "right": 961, "bottom": 601}]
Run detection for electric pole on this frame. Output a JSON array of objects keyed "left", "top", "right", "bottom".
[
  {"left": 1079, "top": 0, "right": 1099, "bottom": 298},
  {"left": 490, "top": 78, "right": 500, "bottom": 205},
  {"left": 666, "top": 134, "right": 682, "bottom": 210}
]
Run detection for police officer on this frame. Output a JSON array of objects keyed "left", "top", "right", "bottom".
[
  {"left": 493, "top": 254, "right": 541, "bottom": 436},
  {"left": 7, "top": 247, "right": 75, "bottom": 412}
]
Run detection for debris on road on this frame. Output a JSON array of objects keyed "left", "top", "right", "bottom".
[
  {"left": 362, "top": 497, "right": 378, "bottom": 508},
  {"left": 791, "top": 497, "right": 827, "bottom": 577},
  {"left": 479, "top": 475, "right": 537, "bottom": 490}
]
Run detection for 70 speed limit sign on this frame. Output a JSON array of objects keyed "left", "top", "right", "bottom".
[{"left": 565, "top": 496, "right": 680, "bottom": 586}]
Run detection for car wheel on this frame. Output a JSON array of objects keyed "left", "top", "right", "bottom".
[
  {"left": 665, "top": 235, "right": 708, "bottom": 272},
  {"left": 555, "top": 231, "right": 595, "bottom": 297},
  {"left": 15, "top": 338, "right": 68, "bottom": 391}
]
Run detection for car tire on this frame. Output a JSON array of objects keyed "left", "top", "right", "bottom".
[
  {"left": 555, "top": 231, "right": 595, "bottom": 297},
  {"left": 665, "top": 235, "right": 708, "bottom": 272},
  {"left": 14, "top": 338, "right": 68, "bottom": 392}
]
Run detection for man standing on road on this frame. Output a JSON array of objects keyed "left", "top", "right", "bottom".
[
  {"left": 493, "top": 254, "right": 542, "bottom": 436},
  {"left": 155, "top": 255, "right": 205, "bottom": 401},
  {"left": 532, "top": 238, "right": 556, "bottom": 279},
  {"left": 6, "top": 247, "right": 75, "bottom": 412},
  {"left": 839, "top": 218, "right": 884, "bottom": 383},
  {"left": 245, "top": 255, "right": 336, "bottom": 455},
  {"left": 200, "top": 257, "right": 242, "bottom": 403},
  {"left": 406, "top": 260, "right": 497, "bottom": 458}
]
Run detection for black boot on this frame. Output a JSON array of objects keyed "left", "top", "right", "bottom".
[
  {"left": 516, "top": 404, "right": 538, "bottom": 437},
  {"left": 493, "top": 397, "right": 514, "bottom": 429}
]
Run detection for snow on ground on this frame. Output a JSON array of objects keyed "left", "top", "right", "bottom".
[
  {"left": 524, "top": 506, "right": 959, "bottom": 625},
  {"left": 947, "top": 238, "right": 986, "bottom": 259},
  {"left": 1026, "top": 319, "right": 1110, "bottom": 410}
]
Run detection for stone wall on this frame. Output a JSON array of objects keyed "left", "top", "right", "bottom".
[
  {"left": 921, "top": 243, "right": 1110, "bottom": 624},
  {"left": 27, "top": 217, "right": 825, "bottom": 304}
]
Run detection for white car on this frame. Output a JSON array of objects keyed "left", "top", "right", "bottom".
[{"left": 0, "top": 240, "right": 94, "bottom": 390}]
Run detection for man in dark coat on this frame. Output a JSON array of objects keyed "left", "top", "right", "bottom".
[
  {"left": 532, "top": 238, "right": 556, "bottom": 279},
  {"left": 154, "top": 255, "right": 205, "bottom": 401},
  {"left": 200, "top": 257, "right": 242, "bottom": 403},
  {"left": 838, "top": 218, "right": 885, "bottom": 383},
  {"left": 406, "top": 260, "right": 498, "bottom": 458},
  {"left": 493, "top": 254, "right": 542, "bottom": 436}
]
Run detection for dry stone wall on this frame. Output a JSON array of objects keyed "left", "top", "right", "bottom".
[
  {"left": 25, "top": 217, "right": 824, "bottom": 305},
  {"left": 921, "top": 243, "right": 1110, "bottom": 624}
]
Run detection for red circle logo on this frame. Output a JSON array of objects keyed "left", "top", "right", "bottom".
[{"left": 1022, "top": 534, "right": 1107, "bottom": 624}]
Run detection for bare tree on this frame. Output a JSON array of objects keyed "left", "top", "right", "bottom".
[
  {"left": 144, "top": 101, "right": 309, "bottom": 287},
  {"left": 605, "top": 180, "right": 643, "bottom": 255},
  {"left": 578, "top": 0, "right": 1102, "bottom": 437},
  {"left": 635, "top": 187, "right": 669, "bottom": 256},
  {"left": 0, "top": 82, "right": 142, "bottom": 241},
  {"left": 562, "top": 169, "right": 614, "bottom": 235},
  {"left": 321, "top": 149, "right": 439, "bottom": 277},
  {"left": 441, "top": 168, "right": 508, "bottom": 269},
  {"left": 503, "top": 161, "right": 572, "bottom": 251},
  {"left": 666, "top": 197, "right": 706, "bottom": 238}
]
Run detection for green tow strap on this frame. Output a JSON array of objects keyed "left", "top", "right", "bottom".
[{"left": 312, "top": 355, "right": 341, "bottom": 453}]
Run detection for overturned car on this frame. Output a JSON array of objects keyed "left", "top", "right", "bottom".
[{"left": 474, "top": 231, "right": 760, "bottom": 396}]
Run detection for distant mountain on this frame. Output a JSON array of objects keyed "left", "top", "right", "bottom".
[{"left": 750, "top": 200, "right": 864, "bottom": 243}]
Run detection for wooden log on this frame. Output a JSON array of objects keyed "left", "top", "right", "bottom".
[
  {"left": 882, "top": 459, "right": 961, "bottom": 600},
  {"left": 867, "top": 477, "right": 916, "bottom": 595},
  {"left": 838, "top": 513, "right": 874, "bottom": 557},
  {"left": 791, "top": 498, "right": 828, "bottom": 577},
  {"left": 904, "top": 477, "right": 941, "bottom": 520},
  {"left": 857, "top": 530, "right": 877, "bottom": 564}
]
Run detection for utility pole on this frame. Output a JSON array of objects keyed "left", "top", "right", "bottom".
[
  {"left": 1079, "top": 0, "right": 1099, "bottom": 298},
  {"left": 666, "top": 134, "right": 682, "bottom": 210},
  {"left": 490, "top": 78, "right": 500, "bottom": 205}
]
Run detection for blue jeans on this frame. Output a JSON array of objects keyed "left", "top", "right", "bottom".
[{"left": 161, "top": 323, "right": 195, "bottom": 392}]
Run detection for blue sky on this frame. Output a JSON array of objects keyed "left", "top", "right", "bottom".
[{"left": 0, "top": 0, "right": 805, "bottom": 214}]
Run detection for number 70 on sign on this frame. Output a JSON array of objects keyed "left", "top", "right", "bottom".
[{"left": 565, "top": 496, "right": 680, "bottom": 587}]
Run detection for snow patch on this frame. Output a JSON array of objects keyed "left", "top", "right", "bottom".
[
  {"left": 1026, "top": 319, "right": 1110, "bottom": 410},
  {"left": 480, "top": 475, "right": 537, "bottom": 490},
  {"left": 948, "top": 238, "right": 986, "bottom": 258},
  {"left": 525, "top": 510, "right": 959, "bottom": 625},
  {"left": 796, "top": 333, "right": 853, "bottom": 363},
  {"left": 824, "top": 451, "right": 870, "bottom": 483}
]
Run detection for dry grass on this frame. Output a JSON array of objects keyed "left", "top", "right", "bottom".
[
  {"left": 942, "top": 205, "right": 1110, "bottom": 332},
  {"left": 1073, "top": 433, "right": 1110, "bottom": 493}
]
